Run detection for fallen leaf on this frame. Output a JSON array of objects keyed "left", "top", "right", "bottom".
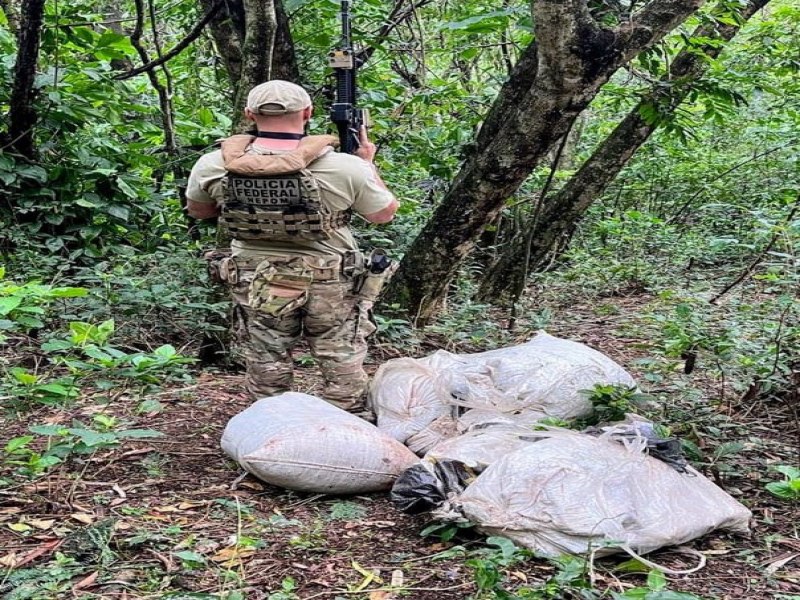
[
  {"left": 194, "top": 540, "right": 220, "bottom": 554},
  {"left": 363, "top": 520, "right": 396, "bottom": 527},
  {"left": 177, "top": 501, "right": 206, "bottom": 510},
  {"left": 765, "top": 553, "right": 800, "bottom": 575},
  {"left": 352, "top": 560, "right": 383, "bottom": 591},
  {"left": 71, "top": 513, "right": 94, "bottom": 525},
  {"left": 0, "top": 507, "right": 22, "bottom": 517},
  {"left": 238, "top": 480, "right": 264, "bottom": 491},
  {"left": 114, "top": 521, "right": 132, "bottom": 531},
  {"left": 511, "top": 570, "right": 528, "bottom": 582},
  {"left": 8, "top": 522, "right": 32, "bottom": 533},
  {"left": 211, "top": 546, "right": 256, "bottom": 565},
  {"left": 369, "top": 592, "right": 389, "bottom": 600},
  {"left": 29, "top": 519, "right": 55, "bottom": 530},
  {"left": 112, "top": 484, "right": 127, "bottom": 499},
  {"left": 6, "top": 539, "right": 63, "bottom": 569},
  {"left": 0, "top": 552, "right": 19, "bottom": 568},
  {"left": 72, "top": 571, "right": 98, "bottom": 591},
  {"left": 153, "top": 505, "right": 181, "bottom": 513}
]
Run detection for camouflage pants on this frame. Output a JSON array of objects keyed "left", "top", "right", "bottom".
[{"left": 231, "top": 259, "right": 376, "bottom": 411}]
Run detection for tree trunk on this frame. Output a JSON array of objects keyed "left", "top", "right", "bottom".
[
  {"left": 477, "top": 0, "right": 771, "bottom": 303},
  {"left": 201, "top": 0, "right": 297, "bottom": 119},
  {"left": 271, "top": 0, "right": 299, "bottom": 82},
  {"left": 3, "top": 0, "right": 46, "bottom": 159},
  {"left": 382, "top": 0, "right": 706, "bottom": 323}
]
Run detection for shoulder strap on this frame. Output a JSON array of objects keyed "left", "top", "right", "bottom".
[{"left": 222, "top": 134, "right": 339, "bottom": 176}]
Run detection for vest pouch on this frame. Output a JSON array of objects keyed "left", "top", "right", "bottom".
[
  {"left": 301, "top": 254, "right": 342, "bottom": 282},
  {"left": 203, "top": 249, "right": 233, "bottom": 285},
  {"left": 248, "top": 258, "right": 313, "bottom": 317}
]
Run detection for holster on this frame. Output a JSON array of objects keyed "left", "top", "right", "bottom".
[{"left": 354, "top": 250, "right": 399, "bottom": 302}]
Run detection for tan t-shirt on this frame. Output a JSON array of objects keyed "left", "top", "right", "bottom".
[{"left": 186, "top": 143, "right": 395, "bottom": 259}]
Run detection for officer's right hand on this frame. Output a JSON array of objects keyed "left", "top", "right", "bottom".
[{"left": 354, "top": 126, "right": 377, "bottom": 163}]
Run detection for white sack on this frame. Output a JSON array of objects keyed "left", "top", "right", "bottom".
[
  {"left": 424, "top": 424, "right": 545, "bottom": 472},
  {"left": 221, "top": 392, "right": 419, "bottom": 494},
  {"left": 438, "top": 430, "right": 751, "bottom": 557},
  {"left": 371, "top": 332, "right": 637, "bottom": 454}
]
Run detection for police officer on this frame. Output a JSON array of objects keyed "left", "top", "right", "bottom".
[{"left": 186, "top": 80, "right": 398, "bottom": 417}]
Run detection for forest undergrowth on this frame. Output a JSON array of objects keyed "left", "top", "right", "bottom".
[
  {"left": 1, "top": 2, "right": 799, "bottom": 596},
  {"left": 0, "top": 223, "right": 797, "bottom": 599}
]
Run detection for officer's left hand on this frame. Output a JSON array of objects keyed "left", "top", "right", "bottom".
[{"left": 354, "top": 126, "right": 377, "bottom": 163}]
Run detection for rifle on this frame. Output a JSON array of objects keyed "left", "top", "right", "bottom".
[{"left": 328, "top": 0, "right": 368, "bottom": 154}]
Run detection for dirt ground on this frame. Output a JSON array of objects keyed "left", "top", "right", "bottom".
[{"left": 1, "top": 293, "right": 798, "bottom": 599}]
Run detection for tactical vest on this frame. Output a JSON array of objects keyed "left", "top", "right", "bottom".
[{"left": 219, "top": 134, "right": 351, "bottom": 242}]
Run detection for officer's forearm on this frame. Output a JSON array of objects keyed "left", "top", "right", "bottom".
[{"left": 187, "top": 199, "right": 221, "bottom": 220}]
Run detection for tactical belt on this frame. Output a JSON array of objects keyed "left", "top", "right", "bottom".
[{"left": 231, "top": 254, "right": 346, "bottom": 282}]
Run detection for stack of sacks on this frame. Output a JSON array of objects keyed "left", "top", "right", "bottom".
[{"left": 370, "top": 331, "right": 637, "bottom": 454}]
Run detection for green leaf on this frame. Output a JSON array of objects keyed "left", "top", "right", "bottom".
[
  {"left": 766, "top": 481, "right": 800, "bottom": 501},
  {"left": 16, "top": 164, "right": 48, "bottom": 183},
  {"left": 486, "top": 536, "right": 518, "bottom": 560},
  {"left": 76, "top": 197, "right": 101, "bottom": 208},
  {"left": 10, "top": 368, "right": 38, "bottom": 385},
  {"left": 15, "top": 315, "right": 44, "bottom": 329},
  {"left": 173, "top": 550, "right": 206, "bottom": 564},
  {"left": 153, "top": 344, "right": 177, "bottom": 358},
  {"left": 37, "top": 383, "right": 78, "bottom": 397},
  {"left": 116, "top": 177, "right": 138, "bottom": 199},
  {"left": 41, "top": 339, "right": 74, "bottom": 353},
  {"left": 29, "top": 424, "right": 68, "bottom": 436},
  {"left": 0, "top": 296, "right": 22, "bottom": 316},
  {"left": 106, "top": 205, "right": 131, "bottom": 221},
  {"left": 284, "top": 0, "right": 314, "bottom": 11},
  {"left": 67, "top": 428, "right": 118, "bottom": 448},
  {"left": 46, "top": 237, "right": 65, "bottom": 253},
  {"left": 647, "top": 569, "right": 667, "bottom": 591},
  {"left": 442, "top": 9, "right": 517, "bottom": 33},
  {"left": 83, "top": 344, "right": 116, "bottom": 362},
  {"left": 4, "top": 435, "right": 34, "bottom": 453},
  {"left": 774, "top": 465, "right": 800, "bottom": 480},
  {"left": 49, "top": 287, "right": 88, "bottom": 298},
  {"left": 137, "top": 399, "right": 165, "bottom": 414}
]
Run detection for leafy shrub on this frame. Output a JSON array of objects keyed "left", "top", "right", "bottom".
[{"left": 766, "top": 465, "right": 800, "bottom": 501}]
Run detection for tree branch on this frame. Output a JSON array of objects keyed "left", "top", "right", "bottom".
[
  {"left": 115, "top": 0, "right": 222, "bottom": 80},
  {"left": 357, "top": 0, "right": 433, "bottom": 65},
  {"left": 709, "top": 196, "right": 799, "bottom": 304},
  {"left": 620, "top": 0, "right": 707, "bottom": 63}
]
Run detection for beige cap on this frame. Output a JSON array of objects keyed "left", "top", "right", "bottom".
[{"left": 246, "top": 80, "right": 312, "bottom": 115}]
